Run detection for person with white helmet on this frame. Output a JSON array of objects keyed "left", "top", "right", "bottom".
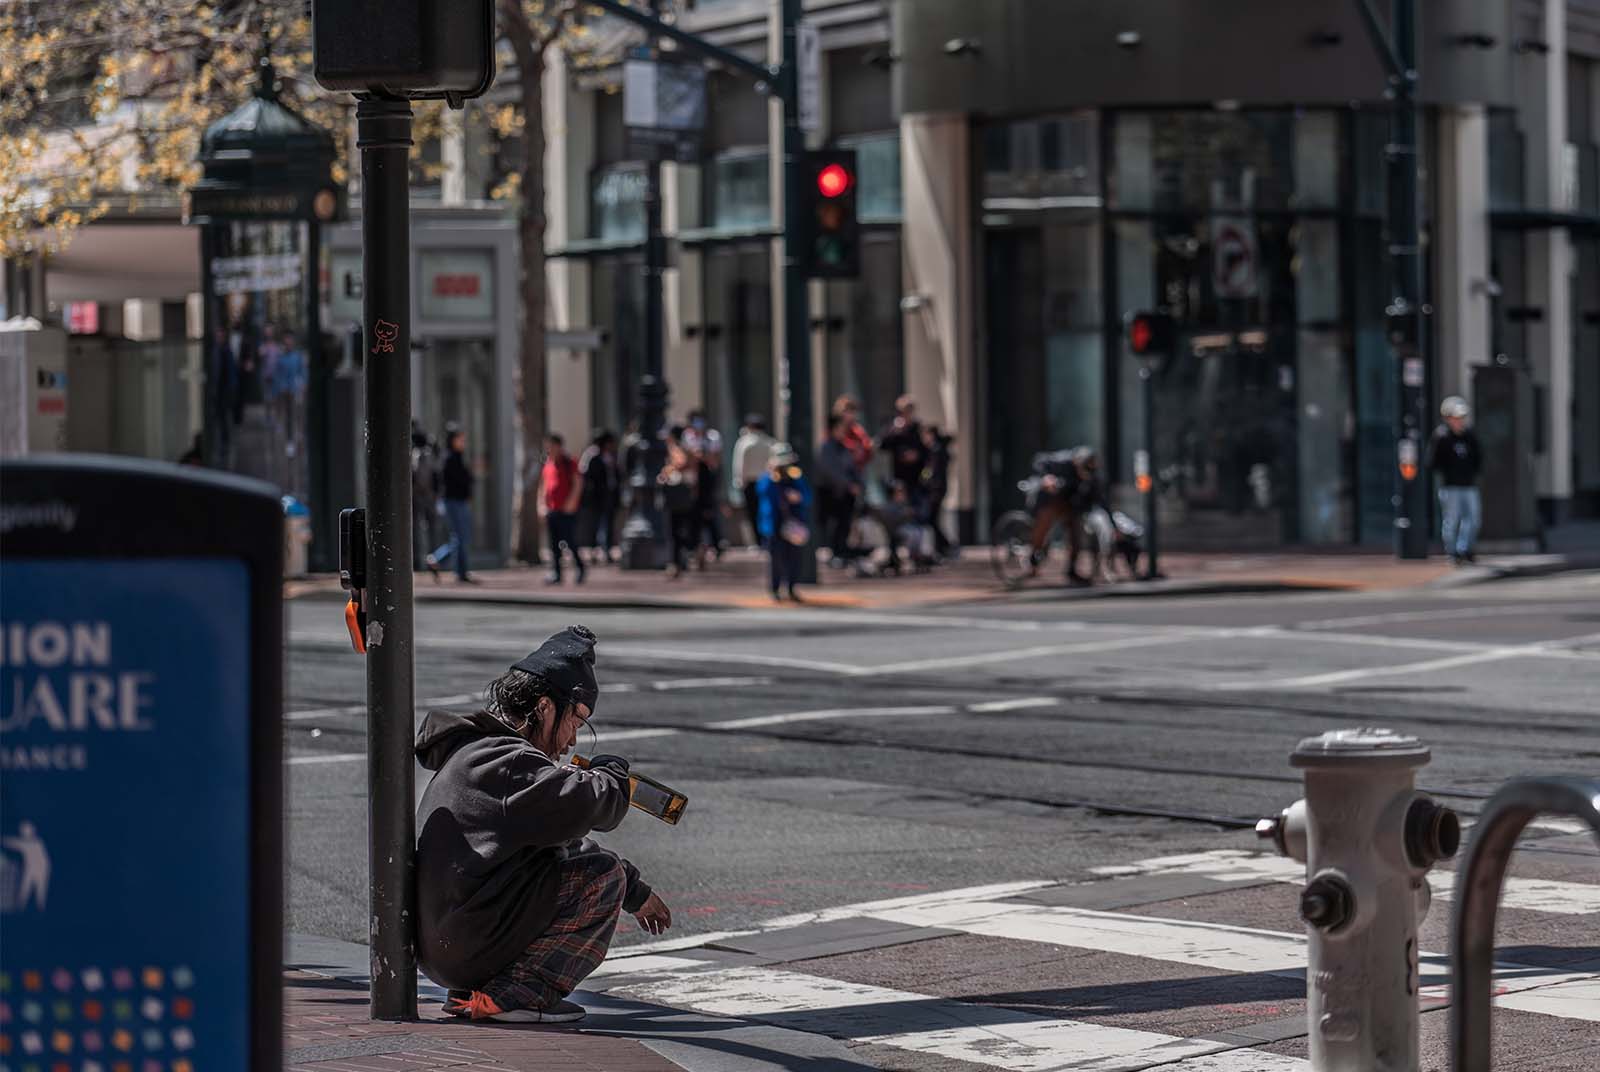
[{"left": 1427, "top": 396, "right": 1483, "bottom": 564}]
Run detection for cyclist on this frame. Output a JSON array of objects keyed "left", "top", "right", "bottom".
[{"left": 1028, "top": 446, "right": 1112, "bottom": 585}]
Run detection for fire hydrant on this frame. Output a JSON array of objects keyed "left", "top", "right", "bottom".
[{"left": 1256, "top": 728, "right": 1460, "bottom": 1072}]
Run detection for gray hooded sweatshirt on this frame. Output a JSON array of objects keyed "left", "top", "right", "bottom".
[{"left": 413, "top": 709, "right": 651, "bottom": 990}]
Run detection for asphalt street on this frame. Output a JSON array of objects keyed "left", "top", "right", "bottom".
[{"left": 282, "top": 570, "right": 1600, "bottom": 1069}]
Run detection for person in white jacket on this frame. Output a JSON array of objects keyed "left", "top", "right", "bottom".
[{"left": 730, "top": 413, "right": 775, "bottom": 546}]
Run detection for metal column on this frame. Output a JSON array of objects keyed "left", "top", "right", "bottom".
[{"left": 356, "top": 96, "right": 418, "bottom": 1021}]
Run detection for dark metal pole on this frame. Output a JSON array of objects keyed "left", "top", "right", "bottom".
[
  {"left": 779, "top": 0, "right": 817, "bottom": 582},
  {"left": 306, "top": 220, "right": 334, "bottom": 572},
  {"left": 1389, "top": 0, "right": 1430, "bottom": 558},
  {"left": 356, "top": 96, "right": 417, "bottom": 1021},
  {"left": 621, "top": 0, "right": 669, "bottom": 570},
  {"left": 1139, "top": 364, "right": 1162, "bottom": 579}
]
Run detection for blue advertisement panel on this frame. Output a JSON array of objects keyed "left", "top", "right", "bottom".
[{"left": 1, "top": 558, "right": 252, "bottom": 1070}]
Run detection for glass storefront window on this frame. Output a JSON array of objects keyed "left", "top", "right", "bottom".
[
  {"left": 204, "top": 220, "right": 314, "bottom": 500},
  {"left": 983, "top": 112, "right": 1099, "bottom": 206},
  {"left": 1488, "top": 110, "right": 1524, "bottom": 212},
  {"left": 1109, "top": 111, "right": 1295, "bottom": 214},
  {"left": 1293, "top": 112, "right": 1340, "bottom": 210},
  {"left": 826, "top": 231, "right": 904, "bottom": 433},
  {"left": 841, "top": 133, "right": 902, "bottom": 222},
  {"left": 702, "top": 242, "right": 773, "bottom": 465},
  {"left": 592, "top": 166, "right": 647, "bottom": 243},
  {"left": 709, "top": 150, "right": 771, "bottom": 231},
  {"left": 590, "top": 254, "right": 645, "bottom": 437}
]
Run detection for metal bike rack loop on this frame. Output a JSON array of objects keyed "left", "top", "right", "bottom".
[{"left": 1450, "top": 776, "right": 1600, "bottom": 1072}]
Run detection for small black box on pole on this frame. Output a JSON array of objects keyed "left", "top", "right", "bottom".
[{"left": 312, "top": 0, "right": 495, "bottom": 102}]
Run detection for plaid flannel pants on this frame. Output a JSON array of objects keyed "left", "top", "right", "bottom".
[{"left": 478, "top": 849, "right": 628, "bottom": 1011}]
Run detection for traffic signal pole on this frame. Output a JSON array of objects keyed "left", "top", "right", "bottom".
[
  {"left": 356, "top": 96, "right": 418, "bottom": 1021},
  {"left": 1356, "top": 0, "right": 1430, "bottom": 559},
  {"left": 586, "top": 0, "right": 813, "bottom": 574},
  {"left": 620, "top": 0, "right": 670, "bottom": 570}
]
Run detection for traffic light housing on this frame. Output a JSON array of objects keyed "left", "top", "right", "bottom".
[
  {"left": 1125, "top": 310, "right": 1176, "bottom": 357},
  {"left": 804, "top": 149, "right": 860, "bottom": 279},
  {"left": 312, "top": 0, "right": 495, "bottom": 103}
]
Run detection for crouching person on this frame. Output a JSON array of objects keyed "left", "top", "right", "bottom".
[{"left": 414, "top": 625, "right": 672, "bottom": 1023}]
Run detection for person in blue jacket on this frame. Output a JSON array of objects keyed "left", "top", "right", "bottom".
[{"left": 755, "top": 443, "right": 812, "bottom": 602}]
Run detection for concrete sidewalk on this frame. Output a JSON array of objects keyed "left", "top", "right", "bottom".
[
  {"left": 285, "top": 934, "right": 874, "bottom": 1072},
  {"left": 285, "top": 546, "right": 1597, "bottom": 612}
]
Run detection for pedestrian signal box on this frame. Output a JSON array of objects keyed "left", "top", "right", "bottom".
[
  {"left": 1126, "top": 310, "right": 1176, "bottom": 357},
  {"left": 805, "top": 150, "right": 859, "bottom": 279},
  {"left": 313, "top": 0, "right": 495, "bottom": 103}
]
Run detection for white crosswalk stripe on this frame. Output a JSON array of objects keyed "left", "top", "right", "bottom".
[
  {"left": 591, "top": 856, "right": 1600, "bottom": 1072},
  {"left": 1093, "top": 849, "right": 1600, "bottom": 915},
  {"left": 610, "top": 965, "right": 1309, "bottom": 1072}
]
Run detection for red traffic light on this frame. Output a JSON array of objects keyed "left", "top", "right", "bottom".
[
  {"left": 1129, "top": 317, "right": 1155, "bottom": 354},
  {"left": 1126, "top": 311, "right": 1173, "bottom": 356},
  {"left": 816, "top": 163, "right": 852, "bottom": 199}
]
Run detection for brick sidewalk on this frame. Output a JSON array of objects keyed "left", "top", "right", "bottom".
[
  {"left": 284, "top": 973, "right": 684, "bottom": 1072},
  {"left": 287, "top": 547, "right": 1468, "bottom": 610}
]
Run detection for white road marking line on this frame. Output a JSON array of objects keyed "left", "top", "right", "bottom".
[
  {"left": 759, "top": 881, "right": 1056, "bottom": 931},
  {"left": 1210, "top": 632, "right": 1600, "bottom": 690},
  {"left": 609, "top": 965, "right": 1302, "bottom": 1072},
  {"left": 1493, "top": 975, "right": 1600, "bottom": 1021},
  {"left": 285, "top": 692, "right": 482, "bottom": 722},
  {"left": 969, "top": 697, "right": 1059, "bottom": 713},
  {"left": 1291, "top": 605, "right": 1548, "bottom": 631},
  {"left": 606, "top": 645, "right": 862, "bottom": 675},
  {"left": 588, "top": 955, "right": 708, "bottom": 978},
  {"left": 286, "top": 752, "right": 367, "bottom": 766},
  {"left": 592, "top": 728, "right": 680, "bottom": 743},
  {"left": 652, "top": 676, "right": 774, "bottom": 691},
  {"left": 610, "top": 930, "right": 761, "bottom": 958},
  {"left": 1093, "top": 850, "right": 1600, "bottom": 915},
  {"left": 711, "top": 705, "right": 955, "bottom": 730},
  {"left": 858, "top": 633, "right": 1198, "bottom": 678}
]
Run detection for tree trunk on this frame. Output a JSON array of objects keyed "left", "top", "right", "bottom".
[{"left": 502, "top": 3, "right": 549, "bottom": 564}]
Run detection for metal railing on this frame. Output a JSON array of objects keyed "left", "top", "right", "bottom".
[{"left": 1450, "top": 776, "right": 1600, "bottom": 1072}]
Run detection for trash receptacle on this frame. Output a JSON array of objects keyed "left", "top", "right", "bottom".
[{"left": 282, "top": 496, "right": 311, "bottom": 578}]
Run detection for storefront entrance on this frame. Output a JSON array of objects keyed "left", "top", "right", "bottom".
[
  {"left": 981, "top": 108, "right": 1373, "bottom": 547},
  {"left": 417, "top": 337, "right": 498, "bottom": 563}
]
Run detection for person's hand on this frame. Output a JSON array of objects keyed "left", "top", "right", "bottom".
[
  {"left": 588, "top": 753, "right": 630, "bottom": 779},
  {"left": 634, "top": 892, "right": 672, "bottom": 935}
]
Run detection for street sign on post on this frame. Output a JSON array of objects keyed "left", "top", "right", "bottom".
[
  {"left": 0, "top": 457, "right": 283, "bottom": 1071},
  {"left": 624, "top": 50, "right": 707, "bottom": 162},
  {"left": 797, "top": 21, "right": 822, "bottom": 134}
]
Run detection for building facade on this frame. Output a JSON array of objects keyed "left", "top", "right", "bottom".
[{"left": 546, "top": 0, "right": 1600, "bottom": 547}]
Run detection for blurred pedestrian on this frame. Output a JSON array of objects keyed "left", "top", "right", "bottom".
[
  {"left": 815, "top": 414, "right": 863, "bottom": 568},
  {"left": 412, "top": 421, "right": 439, "bottom": 572},
  {"left": 658, "top": 426, "right": 701, "bottom": 578},
  {"left": 417, "top": 626, "right": 670, "bottom": 1023},
  {"left": 757, "top": 443, "right": 812, "bottom": 602},
  {"left": 832, "top": 395, "right": 875, "bottom": 471},
  {"left": 921, "top": 424, "right": 955, "bottom": 558},
  {"left": 879, "top": 394, "right": 929, "bottom": 495},
  {"left": 1428, "top": 396, "right": 1483, "bottom": 565},
  {"left": 540, "top": 434, "right": 586, "bottom": 585},
  {"left": 731, "top": 414, "right": 774, "bottom": 546},
  {"left": 578, "top": 430, "right": 621, "bottom": 564},
  {"left": 427, "top": 423, "right": 479, "bottom": 584},
  {"left": 683, "top": 409, "right": 726, "bottom": 559}
]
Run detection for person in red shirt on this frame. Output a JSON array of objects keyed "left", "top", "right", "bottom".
[
  {"left": 832, "top": 395, "right": 875, "bottom": 471},
  {"left": 540, "top": 435, "right": 586, "bottom": 584}
]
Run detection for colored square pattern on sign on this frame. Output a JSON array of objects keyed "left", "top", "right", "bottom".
[{"left": 0, "top": 966, "right": 197, "bottom": 1072}]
